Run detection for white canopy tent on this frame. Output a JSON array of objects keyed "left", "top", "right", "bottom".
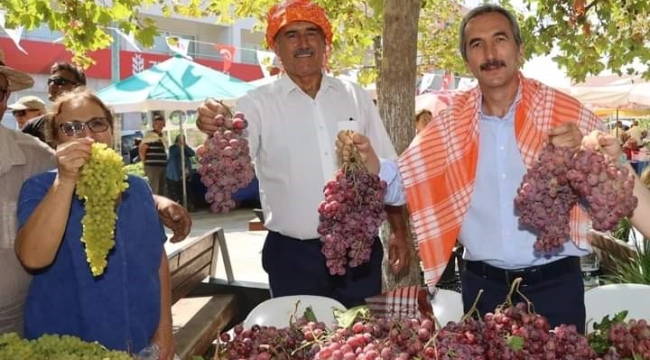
[{"left": 570, "top": 82, "right": 650, "bottom": 108}]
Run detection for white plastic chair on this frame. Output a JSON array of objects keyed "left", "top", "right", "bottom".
[
  {"left": 243, "top": 295, "right": 346, "bottom": 328},
  {"left": 430, "top": 289, "right": 465, "bottom": 326},
  {"left": 584, "top": 283, "right": 650, "bottom": 331}
]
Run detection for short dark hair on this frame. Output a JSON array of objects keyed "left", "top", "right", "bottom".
[
  {"left": 51, "top": 62, "right": 87, "bottom": 86},
  {"left": 459, "top": 4, "right": 523, "bottom": 62},
  {"left": 415, "top": 109, "right": 432, "bottom": 121}
]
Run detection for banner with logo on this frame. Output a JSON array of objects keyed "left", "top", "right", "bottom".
[
  {"left": 165, "top": 36, "right": 191, "bottom": 59},
  {"left": 256, "top": 50, "right": 279, "bottom": 78}
]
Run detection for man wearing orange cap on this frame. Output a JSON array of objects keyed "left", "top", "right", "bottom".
[{"left": 196, "top": 0, "right": 410, "bottom": 307}]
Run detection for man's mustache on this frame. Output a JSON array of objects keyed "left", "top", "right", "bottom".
[
  {"left": 480, "top": 59, "right": 506, "bottom": 71},
  {"left": 294, "top": 48, "right": 314, "bottom": 57}
]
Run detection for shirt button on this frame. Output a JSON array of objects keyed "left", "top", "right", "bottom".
[
  {"left": 324, "top": 152, "right": 329, "bottom": 156},
  {"left": 501, "top": 174, "right": 506, "bottom": 179}
]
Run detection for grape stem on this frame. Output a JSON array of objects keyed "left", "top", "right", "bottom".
[
  {"left": 288, "top": 300, "right": 302, "bottom": 326},
  {"left": 338, "top": 130, "right": 365, "bottom": 173},
  {"left": 260, "top": 343, "right": 283, "bottom": 358},
  {"left": 214, "top": 99, "right": 233, "bottom": 118},
  {"left": 501, "top": 278, "right": 536, "bottom": 314},
  {"left": 460, "top": 289, "right": 484, "bottom": 323}
]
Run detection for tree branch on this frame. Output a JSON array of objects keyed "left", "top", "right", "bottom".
[{"left": 584, "top": 0, "right": 599, "bottom": 13}]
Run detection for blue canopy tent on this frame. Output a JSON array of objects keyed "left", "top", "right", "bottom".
[{"left": 97, "top": 55, "right": 256, "bottom": 208}]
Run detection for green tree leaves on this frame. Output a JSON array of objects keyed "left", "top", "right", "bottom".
[{"left": 3, "top": 0, "right": 649, "bottom": 82}]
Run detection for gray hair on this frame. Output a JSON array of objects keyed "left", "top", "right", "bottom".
[{"left": 459, "top": 4, "right": 523, "bottom": 62}]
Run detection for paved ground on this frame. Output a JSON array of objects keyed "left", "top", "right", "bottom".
[{"left": 164, "top": 208, "right": 270, "bottom": 286}]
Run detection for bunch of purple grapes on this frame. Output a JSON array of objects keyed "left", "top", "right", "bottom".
[
  {"left": 317, "top": 168, "right": 387, "bottom": 276},
  {"left": 315, "top": 317, "right": 438, "bottom": 360},
  {"left": 481, "top": 302, "right": 595, "bottom": 360},
  {"left": 567, "top": 149, "right": 637, "bottom": 232},
  {"left": 516, "top": 144, "right": 638, "bottom": 254},
  {"left": 217, "top": 302, "right": 604, "bottom": 360},
  {"left": 197, "top": 111, "right": 255, "bottom": 213},
  {"left": 515, "top": 144, "right": 579, "bottom": 253},
  {"left": 217, "top": 319, "right": 325, "bottom": 360},
  {"left": 591, "top": 318, "right": 650, "bottom": 359},
  {"left": 432, "top": 317, "right": 486, "bottom": 359}
]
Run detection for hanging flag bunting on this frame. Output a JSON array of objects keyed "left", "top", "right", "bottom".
[
  {"left": 418, "top": 73, "right": 436, "bottom": 94},
  {"left": 256, "top": 50, "right": 280, "bottom": 78},
  {"left": 0, "top": 10, "right": 26, "bottom": 54},
  {"left": 112, "top": 27, "right": 141, "bottom": 52},
  {"left": 165, "top": 36, "right": 192, "bottom": 59},
  {"left": 215, "top": 44, "right": 236, "bottom": 73}
]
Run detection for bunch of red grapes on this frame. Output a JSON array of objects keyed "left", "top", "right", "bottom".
[
  {"left": 568, "top": 149, "right": 638, "bottom": 232},
  {"left": 515, "top": 144, "right": 578, "bottom": 253},
  {"left": 217, "top": 302, "right": 599, "bottom": 360},
  {"left": 589, "top": 314, "right": 650, "bottom": 360},
  {"left": 516, "top": 144, "right": 637, "bottom": 254},
  {"left": 480, "top": 302, "right": 595, "bottom": 360},
  {"left": 197, "top": 110, "right": 255, "bottom": 213},
  {"left": 317, "top": 131, "right": 387, "bottom": 275}
]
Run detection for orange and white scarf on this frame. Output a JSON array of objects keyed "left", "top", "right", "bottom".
[{"left": 398, "top": 75, "right": 604, "bottom": 287}]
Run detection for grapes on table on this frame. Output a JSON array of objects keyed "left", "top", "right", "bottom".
[
  {"left": 0, "top": 332, "right": 133, "bottom": 359},
  {"left": 197, "top": 103, "right": 255, "bottom": 213},
  {"left": 217, "top": 279, "right": 604, "bottom": 360},
  {"left": 317, "top": 130, "right": 387, "bottom": 276},
  {"left": 587, "top": 311, "right": 650, "bottom": 360},
  {"left": 75, "top": 142, "right": 129, "bottom": 276},
  {"left": 516, "top": 143, "right": 637, "bottom": 254}
]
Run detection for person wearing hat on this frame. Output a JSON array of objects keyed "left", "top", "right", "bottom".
[
  {"left": 0, "top": 48, "right": 56, "bottom": 335},
  {"left": 0, "top": 50, "right": 192, "bottom": 336},
  {"left": 195, "top": 0, "right": 410, "bottom": 307},
  {"left": 8, "top": 96, "right": 45, "bottom": 129}
]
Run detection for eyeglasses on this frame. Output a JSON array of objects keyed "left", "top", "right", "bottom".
[
  {"left": 59, "top": 117, "right": 110, "bottom": 137},
  {"left": 12, "top": 109, "right": 40, "bottom": 117},
  {"left": 47, "top": 77, "right": 77, "bottom": 87}
]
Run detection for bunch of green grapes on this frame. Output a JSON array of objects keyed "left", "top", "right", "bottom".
[
  {"left": 75, "top": 143, "right": 129, "bottom": 277},
  {"left": 0, "top": 332, "right": 134, "bottom": 359}
]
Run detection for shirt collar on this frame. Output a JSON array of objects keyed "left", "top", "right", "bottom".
[
  {"left": 477, "top": 84, "right": 523, "bottom": 121},
  {"left": 277, "top": 71, "right": 341, "bottom": 97}
]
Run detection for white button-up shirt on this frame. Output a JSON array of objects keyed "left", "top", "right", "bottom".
[
  {"left": 0, "top": 126, "right": 55, "bottom": 334},
  {"left": 237, "top": 74, "right": 401, "bottom": 240}
]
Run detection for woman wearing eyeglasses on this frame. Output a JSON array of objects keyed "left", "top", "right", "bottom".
[{"left": 14, "top": 88, "right": 175, "bottom": 360}]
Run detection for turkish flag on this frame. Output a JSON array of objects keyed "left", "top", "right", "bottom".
[
  {"left": 441, "top": 72, "right": 454, "bottom": 90},
  {"left": 215, "top": 44, "right": 236, "bottom": 73}
]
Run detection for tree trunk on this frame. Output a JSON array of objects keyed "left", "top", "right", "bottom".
[
  {"left": 378, "top": 0, "right": 419, "bottom": 153},
  {"left": 378, "top": 0, "right": 422, "bottom": 292}
]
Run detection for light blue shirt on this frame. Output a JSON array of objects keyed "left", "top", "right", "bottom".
[
  {"left": 458, "top": 93, "right": 588, "bottom": 269},
  {"left": 379, "top": 158, "right": 406, "bottom": 206}
]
